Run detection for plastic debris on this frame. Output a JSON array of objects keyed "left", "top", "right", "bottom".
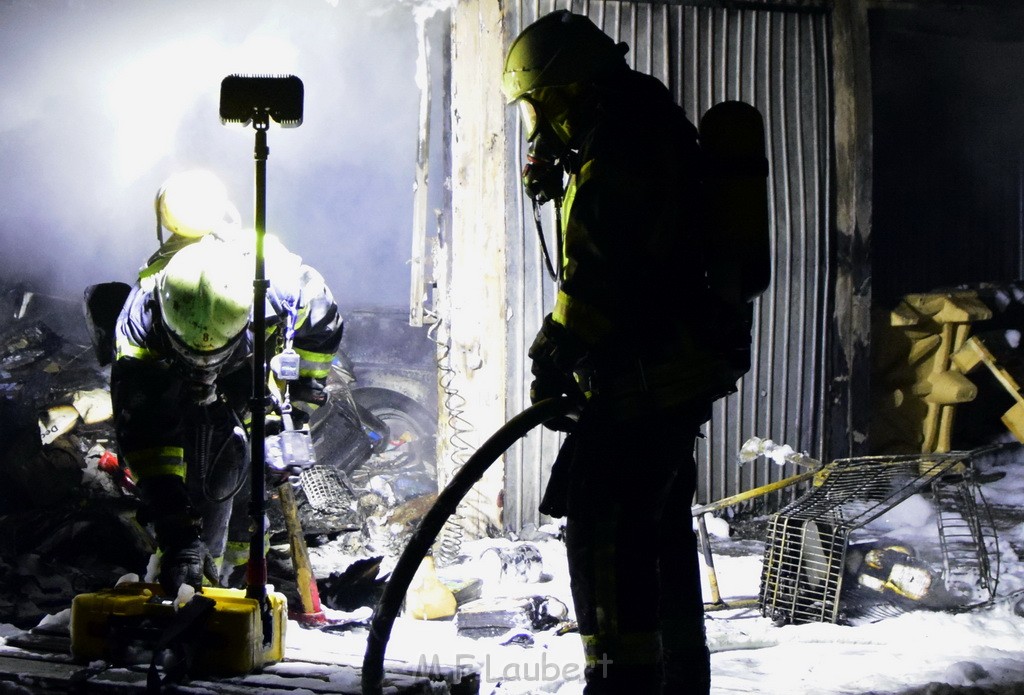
[
  {"left": 38, "top": 405, "right": 79, "bottom": 445},
  {"left": 739, "top": 436, "right": 820, "bottom": 468},
  {"left": 71, "top": 388, "right": 113, "bottom": 424},
  {"left": 479, "top": 542, "right": 545, "bottom": 584},
  {"left": 455, "top": 595, "right": 568, "bottom": 639},
  {"left": 405, "top": 556, "right": 456, "bottom": 620}
]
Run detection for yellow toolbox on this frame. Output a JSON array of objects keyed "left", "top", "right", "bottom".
[{"left": 70, "top": 582, "right": 287, "bottom": 676}]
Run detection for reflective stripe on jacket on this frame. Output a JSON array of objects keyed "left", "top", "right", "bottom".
[{"left": 111, "top": 251, "right": 342, "bottom": 482}]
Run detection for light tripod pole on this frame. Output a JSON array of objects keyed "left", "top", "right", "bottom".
[
  {"left": 219, "top": 73, "right": 303, "bottom": 643},
  {"left": 247, "top": 116, "right": 271, "bottom": 607}
]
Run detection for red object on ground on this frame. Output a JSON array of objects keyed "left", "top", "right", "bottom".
[
  {"left": 290, "top": 609, "right": 330, "bottom": 628},
  {"left": 97, "top": 450, "right": 138, "bottom": 495},
  {"left": 97, "top": 450, "right": 119, "bottom": 473}
]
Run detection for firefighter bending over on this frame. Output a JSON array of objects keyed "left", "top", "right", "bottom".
[
  {"left": 111, "top": 171, "right": 343, "bottom": 596},
  {"left": 502, "top": 12, "right": 763, "bottom": 695}
]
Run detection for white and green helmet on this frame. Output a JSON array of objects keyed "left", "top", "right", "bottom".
[{"left": 157, "top": 238, "right": 253, "bottom": 361}]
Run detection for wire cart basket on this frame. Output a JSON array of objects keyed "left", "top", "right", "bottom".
[{"left": 758, "top": 450, "right": 999, "bottom": 625}]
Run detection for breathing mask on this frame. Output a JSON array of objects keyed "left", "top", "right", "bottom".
[
  {"left": 521, "top": 124, "right": 567, "bottom": 204},
  {"left": 165, "top": 328, "right": 244, "bottom": 406}
]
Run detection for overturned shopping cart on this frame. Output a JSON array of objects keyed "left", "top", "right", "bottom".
[{"left": 758, "top": 450, "right": 999, "bottom": 625}]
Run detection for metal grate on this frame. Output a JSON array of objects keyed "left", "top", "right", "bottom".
[
  {"left": 759, "top": 451, "right": 999, "bottom": 625},
  {"left": 299, "top": 464, "right": 354, "bottom": 513},
  {"left": 933, "top": 473, "right": 1000, "bottom": 602}
]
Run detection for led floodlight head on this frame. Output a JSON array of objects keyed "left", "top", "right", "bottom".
[{"left": 219, "top": 74, "right": 304, "bottom": 128}]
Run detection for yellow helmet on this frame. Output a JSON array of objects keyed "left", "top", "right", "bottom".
[
  {"left": 501, "top": 10, "right": 627, "bottom": 104},
  {"left": 157, "top": 238, "right": 252, "bottom": 364},
  {"left": 156, "top": 169, "right": 240, "bottom": 239}
]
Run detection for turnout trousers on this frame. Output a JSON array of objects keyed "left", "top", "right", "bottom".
[
  {"left": 180, "top": 406, "right": 252, "bottom": 585},
  {"left": 561, "top": 399, "right": 711, "bottom": 694}
]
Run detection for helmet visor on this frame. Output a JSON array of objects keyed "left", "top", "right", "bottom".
[
  {"left": 517, "top": 98, "right": 541, "bottom": 141},
  {"left": 165, "top": 324, "right": 244, "bottom": 371},
  {"left": 517, "top": 86, "right": 581, "bottom": 146}
]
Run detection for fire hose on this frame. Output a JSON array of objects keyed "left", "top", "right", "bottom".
[{"left": 361, "top": 396, "right": 578, "bottom": 695}]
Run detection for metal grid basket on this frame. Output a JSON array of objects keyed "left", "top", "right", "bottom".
[
  {"left": 758, "top": 451, "right": 999, "bottom": 625},
  {"left": 291, "top": 464, "right": 361, "bottom": 535},
  {"left": 300, "top": 464, "right": 354, "bottom": 513}
]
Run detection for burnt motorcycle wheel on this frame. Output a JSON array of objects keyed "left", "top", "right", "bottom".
[{"left": 351, "top": 387, "right": 436, "bottom": 476}]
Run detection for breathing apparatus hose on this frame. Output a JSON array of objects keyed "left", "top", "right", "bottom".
[{"left": 361, "top": 395, "right": 579, "bottom": 695}]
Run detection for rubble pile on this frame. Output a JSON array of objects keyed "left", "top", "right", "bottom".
[
  {"left": 0, "top": 283, "right": 573, "bottom": 657},
  {"left": 435, "top": 537, "right": 577, "bottom": 644},
  {"left": 0, "top": 283, "right": 451, "bottom": 628},
  {"left": 0, "top": 299, "right": 147, "bottom": 628}
]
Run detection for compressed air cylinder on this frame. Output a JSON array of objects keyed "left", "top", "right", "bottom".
[{"left": 698, "top": 101, "right": 772, "bottom": 304}]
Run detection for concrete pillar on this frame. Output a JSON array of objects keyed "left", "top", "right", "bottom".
[{"left": 435, "top": 0, "right": 510, "bottom": 537}]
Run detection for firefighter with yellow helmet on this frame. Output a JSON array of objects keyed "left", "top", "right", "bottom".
[
  {"left": 111, "top": 171, "right": 342, "bottom": 595},
  {"left": 502, "top": 11, "right": 741, "bottom": 694},
  {"left": 138, "top": 169, "right": 243, "bottom": 290}
]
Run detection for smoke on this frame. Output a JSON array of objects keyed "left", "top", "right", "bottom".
[{"left": 0, "top": 0, "right": 427, "bottom": 312}]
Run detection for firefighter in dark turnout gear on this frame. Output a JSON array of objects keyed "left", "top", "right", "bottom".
[
  {"left": 503, "top": 11, "right": 741, "bottom": 694},
  {"left": 112, "top": 207, "right": 342, "bottom": 596}
]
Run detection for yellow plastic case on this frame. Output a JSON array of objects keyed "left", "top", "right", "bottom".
[{"left": 70, "top": 582, "right": 286, "bottom": 676}]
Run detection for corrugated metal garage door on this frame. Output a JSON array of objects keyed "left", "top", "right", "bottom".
[{"left": 502, "top": 0, "right": 833, "bottom": 530}]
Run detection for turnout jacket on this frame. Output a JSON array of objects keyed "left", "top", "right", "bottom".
[
  {"left": 551, "top": 69, "right": 734, "bottom": 407},
  {"left": 111, "top": 233, "right": 343, "bottom": 485}
]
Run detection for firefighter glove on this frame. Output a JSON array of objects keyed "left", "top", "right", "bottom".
[
  {"left": 528, "top": 314, "right": 586, "bottom": 374},
  {"left": 290, "top": 377, "right": 328, "bottom": 411},
  {"left": 530, "top": 360, "right": 581, "bottom": 432},
  {"left": 528, "top": 315, "right": 586, "bottom": 431}
]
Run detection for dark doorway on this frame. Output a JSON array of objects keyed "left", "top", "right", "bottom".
[{"left": 870, "top": 7, "right": 1024, "bottom": 310}]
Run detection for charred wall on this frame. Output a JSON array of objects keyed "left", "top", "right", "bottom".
[{"left": 870, "top": 5, "right": 1024, "bottom": 309}]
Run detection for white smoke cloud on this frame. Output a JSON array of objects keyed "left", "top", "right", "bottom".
[{"left": 0, "top": 0, "right": 424, "bottom": 312}]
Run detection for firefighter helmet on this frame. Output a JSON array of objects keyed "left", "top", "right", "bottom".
[
  {"left": 501, "top": 10, "right": 627, "bottom": 104},
  {"left": 156, "top": 169, "right": 239, "bottom": 239},
  {"left": 157, "top": 239, "right": 252, "bottom": 364}
]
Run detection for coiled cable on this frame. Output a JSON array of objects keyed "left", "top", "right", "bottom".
[
  {"left": 427, "top": 315, "right": 473, "bottom": 566},
  {"left": 199, "top": 405, "right": 250, "bottom": 505}
]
